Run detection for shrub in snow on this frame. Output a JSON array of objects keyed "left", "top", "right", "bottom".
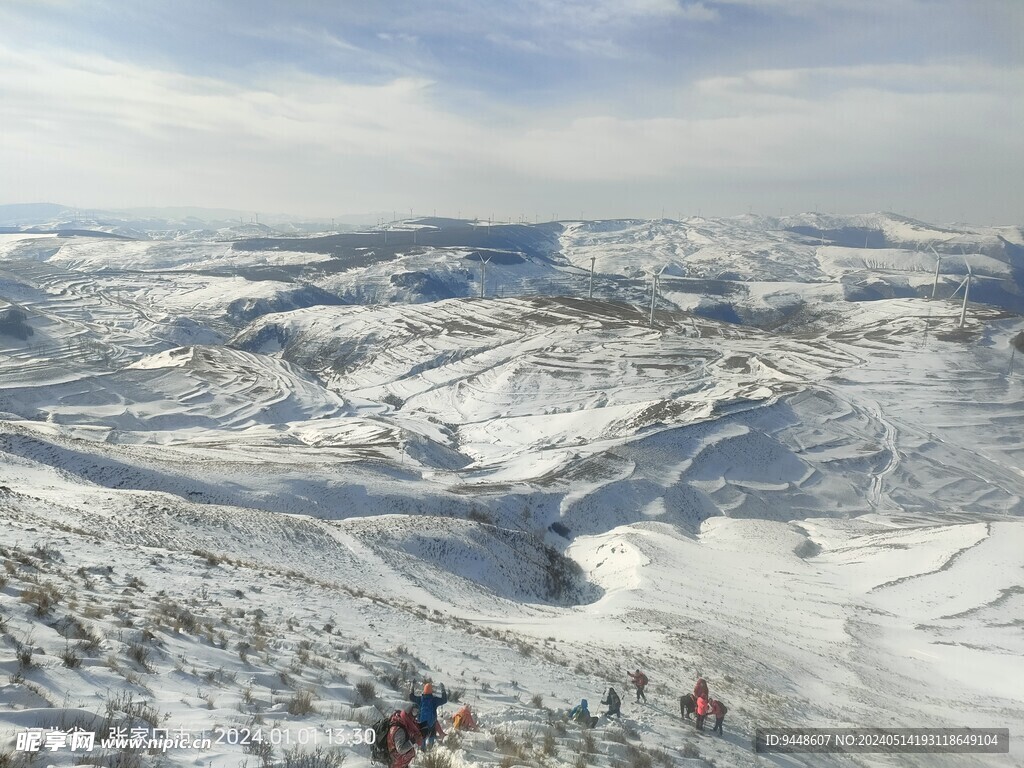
[
  {"left": 287, "top": 689, "right": 317, "bottom": 716},
  {"left": 282, "top": 746, "right": 345, "bottom": 768},
  {"left": 418, "top": 751, "right": 454, "bottom": 768},
  {"left": 624, "top": 744, "right": 653, "bottom": 768},
  {"left": 581, "top": 731, "right": 597, "bottom": 755},
  {"left": 355, "top": 680, "right": 377, "bottom": 703},
  {"left": 244, "top": 730, "right": 275, "bottom": 768},
  {"left": 19, "top": 582, "right": 63, "bottom": 616},
  {"left": 60, "top": 643, "right": 82, "bottom": 669},
  {"left": 126, "top": 641, "right": 152, "bottom": 672},
  {"left": 104, "top": 691, "right": 163, "bottom": 730},
  {"left": 542, "top": 730, "right": 558, "bottom": 756},
  {"left": 649, "top": 748, "right": 674, "bottom": 768}
]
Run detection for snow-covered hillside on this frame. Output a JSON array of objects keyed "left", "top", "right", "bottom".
[{"left": 1, "top": 215, "right": 1022, "bottom": 768}]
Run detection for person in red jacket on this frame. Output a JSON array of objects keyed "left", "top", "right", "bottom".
[
  {"left": 387, "top": 708, "right": 423, "bottom": 768},
  {"left": 709, "top": 699, "right": 727, "bottom": 736},
  {"left": 628, "top": 669, "right": 648, "bottom": 703},
  {"left": 695, "top": 694, "right": 709, "bottom": 731},
  {"left": 694, "top": 676, "right": 708, "bottom": 702}
]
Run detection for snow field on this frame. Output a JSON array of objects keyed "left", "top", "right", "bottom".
[{"left": 1, "top": 214, "right": 1023, "bottom": 767}]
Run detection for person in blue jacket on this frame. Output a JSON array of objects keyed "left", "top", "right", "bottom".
[
  {"left": 568, "top": 699, "right": 598, "bottom": 728},
  {"left": 409, "top": 682, "right": 448, "bottom": 748}
]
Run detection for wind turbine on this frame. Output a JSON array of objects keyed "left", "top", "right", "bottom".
[
  {"left": 958, "top": 257, "right": 972, "bottom": 329},
  {"left": 479, "top": 255, "right": 492, "bottom": 299},
  {"left": 589, "top": 256, "right": 596, "bottom": 300},
  {"left": 649, "top": 265, "right": 667, "bottom": 327},
  {"left": 947, "top": 255, "right": 972, "bottom": 328},
  {"left": 928, "top": 244, "right": 942, "bottom": 300}
]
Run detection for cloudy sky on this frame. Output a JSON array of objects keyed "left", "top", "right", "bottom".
[{"left": 1, "top": 0, "right": 1021, "bottom": 223}]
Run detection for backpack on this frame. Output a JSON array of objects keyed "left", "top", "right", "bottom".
[
  {"left": 370, "top": 714, "right": 393, "bottom": 763},
  {"left": 453, "top": 705, "right": 477, "bottom": 731}
]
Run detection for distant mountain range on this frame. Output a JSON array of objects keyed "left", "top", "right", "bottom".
[{"left": 0, "top": 202, "right": 391, "bottom": 232}]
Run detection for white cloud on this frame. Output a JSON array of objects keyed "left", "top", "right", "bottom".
[
  {"left": 0, "top": 42, "right": 1019, "bottom": 220},
  {"left": 694, "top": 61, "right": 1024, "bottom": 101},
  {"left": 485, "top": 33, "right": 542, "bottom": 52},
  {"left": 746, "top": 68, "right": 803, "bottom": 90},
  {"left": 704, "top": 0, "right": 919, "bottom": 14},
  {"left": 0, "top": 44, "right": 472, "bottom": 160},
  {"left": 500, "top": 60, "right": 1023, "bottom": 184},
  {"left": 678, "top": 3, "right": 720, "bottom": 21},
  {"left": 377, "top": 32, "right": 419, "bottom": 44},
  {"left": 0, "top": 43, "right": 489, "bottom": 211},
  {"left": 564, "top": 37, "right": 629, "bottom": 59},
  {"left": 523, "top": 0, "right": 718, "bottom": 27}
]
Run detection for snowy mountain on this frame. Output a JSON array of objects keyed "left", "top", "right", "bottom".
[
  {"left": 0, "top": 214, "right": 1022, "bottom": 768},
  {"left": 0, "top": 203, "right": 366, "bottom": 238}
]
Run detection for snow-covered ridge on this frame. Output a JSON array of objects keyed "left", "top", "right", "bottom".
[{"left": 5, "top": 211, "right": 1022, "bottom": 323}]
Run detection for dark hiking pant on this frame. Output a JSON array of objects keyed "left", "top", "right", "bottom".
[
  {"left": 418, "top": 722, "right": 436, "bottom": 749},
  {"left": 695, "top": 714, "right": 705, "bottom": 730},
  {"left": 713, "top": 717, "right": 723, "bottom": 735},
  {"left": 636, "top": 687, "right": 647, "bottom": 702}
]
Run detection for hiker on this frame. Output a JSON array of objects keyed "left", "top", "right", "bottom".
[
  {"left": 409, "top": 682, "right": 448, "bottom": 748},
  {"left": 568, "top": 699, "right": 599, "bottom": 728},
  {"left": 694, "top": 676, "right": 708, "bottom": 702},
  {"left": 383, "top": 707, "right": 422, "bottom": 768},
  {"left": 695, "top": 693, "right": 709, "bottom": 731},
  {"left": 710, "top": 699, "right": 727, "bottom": 736},
  {"left": 628, "top": 669, "right": 648, "bottom": 703},
  {"left": 601, "top": 687, "right": 621, "bottom": 718},
  {"left": 679, "top": 693, "right": 695, "bottom": 720},
  {"left": 452, "top": 704, "right": 478, "bottom": 731}
]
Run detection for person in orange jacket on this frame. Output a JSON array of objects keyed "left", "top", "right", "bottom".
[
  {"left": 695, "top": 694, "right": 709, "bottom": 731},
  {"left": 709, "top": 699, "right": 727, "bottom": 736}
]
